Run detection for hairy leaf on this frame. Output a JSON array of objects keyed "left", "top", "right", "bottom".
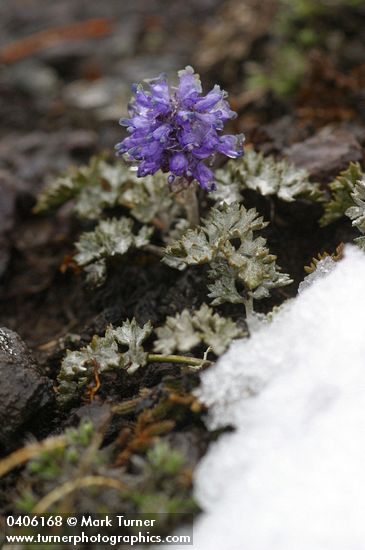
[
  {"left": 346, "top": 178, "right": 365, "bottom": 232},
  {"left": 34, "top": 156, "right": 132, "bottom": 217},
  {"left": 33, "top": 173, "right": 86, "bottom": 214},
  {"left": 154, "top": 304, "right": 245, "bottom": 356},
  {"left": 58, "top": 328, "right": 122, "bottom": 405},
  {"left": 74, "top": 217, "right": 153, "bottom": 286},
  {"left": 164, "top": 202, "right": 292, "bottom": 311},
  {"left": 163, "top": 228, "right": 213, "bottom": 265},
  {"left": 58, "top": 319, "right": 152, "bottom": 405},
  {"left": 75, "top": 159, "right": 133, "bottom": 219},
  {"left": 211, "top": 167, "right": 243, "bottom": 206},
  {"left": 192, "top": 304, "right": 245, "bottom": 355},
  {"left": 119, "top": 173, "right": 181, "bottom": 227},
  {"left": 154, "top": 310, "right": 201, "bottom": 355},
  {"left": 320, "top": 162, "right": 362, "bottom": 227},
  {"left": 34, "top": 155, "right": 184, "bottom": 231},
  {"left": 211, "top": 150, "right": 322, "bottom": 205},
  {"left": 112, "top": 319, "right": 153, "bottom": 374},
  {"left": 346, "top": 178, "right": 365, "bottom": 251},
  {"left": 207, "top": 259, "right": 245, "bottom": 306}
]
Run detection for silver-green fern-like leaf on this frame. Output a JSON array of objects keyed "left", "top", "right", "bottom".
[
  {"left": 163, "top": 202, "right": 292, "bottom": 312},
  {"left": 320, "top": 162, "right": 363, "bottom": 227},
  {"left": 154, "top": 304, "right": 245, "bottom": 356},
  {"left": 212, "top": 166, "right": 243, "bottom": 205},
  {"left": 34, "top": 155, "right": 184, "bottom": 230},
  {"left": 154, "top": 310, "right": 201, "bottom": 355},
  {"left": 211, "top": 149, "right": 322, "bottom": 206},
  {"left": 34, "top": 156, "right": 131, "bottom": 217},
  {"left": 346, "top": 178, "right": 365, "bottom": 250},
  {"left": 57, "top": 327, "right": 123, "bottom": 405},
  {"left": 74, "top": 217, "right": 153, "bottom": 286},
  {"left": 119, "top": 172, "right": 182, "bottom": 227},
  {"left": 33, "top": 173, "right": 86, "bottom": 215},
  {"left": 207, "top": 259, "right": 246, "bottom": 306},
  {"left": 57, "top": 319, "right": 152, "bottom": 405},
  {"left": 112, "top": 318, "right": 153, "bottom": 374}
]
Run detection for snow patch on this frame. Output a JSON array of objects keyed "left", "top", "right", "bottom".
[
  {"left": 298, "top": 255, "right": 337, "bottom": 293},
  {"left": 191, "top": 245, "right": 365, "bottom": 550}
]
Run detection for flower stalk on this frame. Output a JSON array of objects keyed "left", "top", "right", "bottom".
[
  {"left": 174, "top": 180, "right": 200, "bottom": 227},
  {"left": 147, "top": 353, "right": 211, "bottom": 370}
]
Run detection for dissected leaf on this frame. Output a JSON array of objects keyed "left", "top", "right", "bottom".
[
  {"left": 211, "top": 150, "right": 323, "bottom": 205},
  {"left": 192, "top": 304, "right": 245, "bottom": 355},
  {"left": 346, "top": 178, "right": 365, "bottom": 251},
  {"left": 163, "top": 228, "right": 213, "bottom": 266},
  {"left": 33, "top": 173, "right": 86, "bottom": 214},
  {"left": 164, "top": 202, "right": 292, "bottom": 311},
  {"left": 34, "top": 155, "right": 185, "bottom": 231},
  {"left": 320, "top": 162, "right": 362, "bottom": 226},
  {"left": 34, "top": 156, "right": 132, "bottom": 217},
  {"left": 58, "top": 327, "right": 123, "bottom": 405},
  {"left": 154, "top": 311, "right": 201, "bottom": 355},
  {"left": 304, "top": 244, "right": 344, "bottom": 274},
  {"left": 75, "top": 160, "right": 132, "bottom": 219},
  {"left": 74, "top": 217, "right": 153, "bottom": 286},
  {"left": 86, "top": 327, "right": 122, "bottom": 370},
  {"left": 119, "top": 172, "right": 181, "bottom": 227},
  {"left": 58, "top": 319, "right": 153, "bottom": 405},
  {"left": 346, "top": 178, "right": 365, "bottom": 232},
  {"left": 203, "top": 201, "right": 267, "bottom": 246},
  {"left": 211, "top": 166, "right": 243, "bottom": 206},
  {"left": 154, "top": 304, "right": 245, "bottom": 356},
  {"left": 207, "top": 259, "right": 245, "bottom": 306},
  {"left": 354, "top": 236, "right": 365, "bottom": 250},
  {"left": 112, "top": 319, "right": 153, "bottom": 374}
]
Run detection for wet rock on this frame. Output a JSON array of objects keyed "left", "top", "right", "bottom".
[
  {"left": 252, "top": 116, "right": 310, "bottom": 154},
  {"left": 0, "top": 328, "right": 53, "bottom": 446},
  {"left": 0, "top": 130, "right": 98, "bottom": 198},
  {"left": 285, "top": 127, "right": 362, "bottom": 181}
]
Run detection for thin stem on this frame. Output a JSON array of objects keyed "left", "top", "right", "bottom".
[
  {"left": 173, "top": 179, "right": 200, "bottom": 228},
  {"left": 183, "top": 182, "right": 200, "bottom": 228},
  {"left": 147, "top": 353, "right": 211, "bottom": 369},
  {"left": 243, "top": 296, "right": 254, "bottom": 318}
]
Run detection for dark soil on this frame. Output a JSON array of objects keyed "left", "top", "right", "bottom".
[{"left": 1, "top": 0, "right": 365, "bottom": 522}]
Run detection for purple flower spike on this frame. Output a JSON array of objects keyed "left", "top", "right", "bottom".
[{"left": 115, "top": 66, "right": 244, "bottom": 191}]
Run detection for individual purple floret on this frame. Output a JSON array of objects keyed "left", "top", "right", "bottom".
[{"left": 115, "top": 66, "right": 244, "bottom": 191}]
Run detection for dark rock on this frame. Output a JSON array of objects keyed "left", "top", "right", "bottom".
[
  {"left": 0, "top": 328, "right": 53, "bottom": 446},
  {"left": 285, "top": 127, "right": 362, "bottom": 181},
  {"left": 252, "top": 115, "right": 310, "bottom": 154}
]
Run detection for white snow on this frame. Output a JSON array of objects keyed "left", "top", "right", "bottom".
[
  {"left": 298, "top": 255, "right": 337, "bottom": 293},
  {"left": 189, "top": 245, "right": 365, "bottom": 550}
]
